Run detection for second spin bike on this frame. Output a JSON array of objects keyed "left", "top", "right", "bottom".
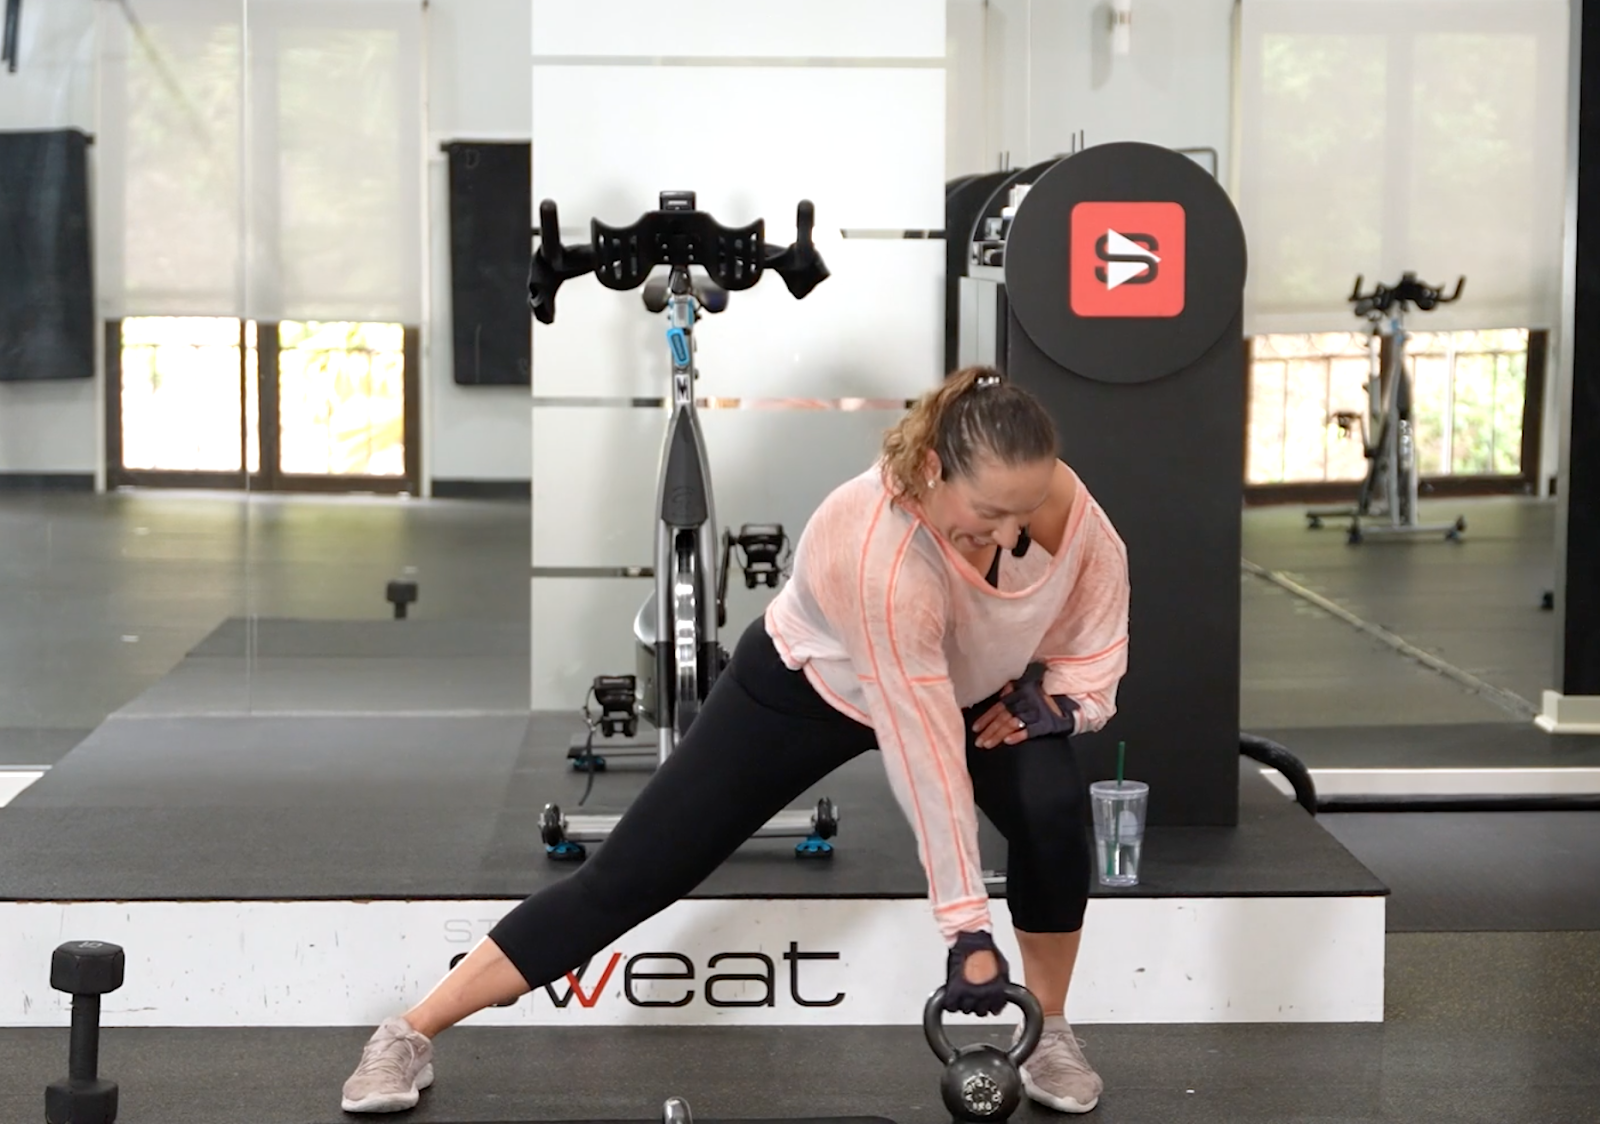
[
  {"left": 1307, "top": 272, "right": 1469, "bottom": 545},
  {"left": 529, "top": 190, "right": 840, "bottom": 861}
]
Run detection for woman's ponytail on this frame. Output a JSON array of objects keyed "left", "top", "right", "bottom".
[
  {"left": 881, "top": 366, "right": 1055, "bottom": 501},
  {"left": 881, "top": 367, "right": 988, "bottom": 500}
]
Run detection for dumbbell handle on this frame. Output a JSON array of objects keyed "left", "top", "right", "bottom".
[{"left": 70, "top": 994, "right": 101, "bottom": 1083}]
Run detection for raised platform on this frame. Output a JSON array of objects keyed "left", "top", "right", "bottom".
[{"left": 0, "top": 619, "right": 1387, "bottom": 1028}]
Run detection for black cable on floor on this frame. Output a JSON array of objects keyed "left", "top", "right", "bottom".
[
  {"left": 572, "top": 687, "right": 607, "bottom": 807},
  {"left": 1240, "top": 732, "right": 1319, "bottom": 816}
]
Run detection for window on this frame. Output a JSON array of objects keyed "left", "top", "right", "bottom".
[
  {"left": 277, "top": 322, "right": 406, "bottom": 477},
  {"left": 1405, "top": 329, "right": 1528, "bottom": 477},
  {"left": 114, "top": 316, "right": 408, "bottom": 487},
  {"left": 1247, "top": 329, "right": 1531, "bottom": 486},
  {"left": 1247, "top": 332, "right": 1373, "bottom": 486},
  {"left": 119, "top": 317, "right": 258, "bottom": 474}
]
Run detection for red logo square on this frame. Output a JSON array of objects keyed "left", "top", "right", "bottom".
[{"left": 1069, "top": 202, "right": 1186, "bottom": 318}]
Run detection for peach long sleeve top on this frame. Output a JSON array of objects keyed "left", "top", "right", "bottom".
[{"left": 765, "top": 464, "right": 1131, "bottom": 943}]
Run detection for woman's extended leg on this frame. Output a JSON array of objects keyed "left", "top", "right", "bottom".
[
  {"left": 402, "top": 938, "right": 526, "bottom": 1038},
  {"left": 341, "top": 621, "right": 876, "bottom": 1113}
]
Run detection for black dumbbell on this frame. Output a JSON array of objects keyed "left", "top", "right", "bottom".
[
  {"left": 386, "top": 578, "right": 419, "bottom": 619},
  {"left": 47, "top": 940, "right": 125, "bottom": 1124}
]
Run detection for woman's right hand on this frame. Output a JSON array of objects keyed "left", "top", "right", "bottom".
[{"left": 942, "top": 931, "right": 1011, "bottom": 1015}]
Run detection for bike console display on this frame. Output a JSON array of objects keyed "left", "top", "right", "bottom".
[{"left": 529, "top": 191, "right": 830, "bottom": 323}]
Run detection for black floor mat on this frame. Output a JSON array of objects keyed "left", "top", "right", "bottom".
[
  {"left": 0, "top": 713, "right": 1383, "bottom": 901},
  {"left": 1320, "top": 811, "right": 1600, "bottom": 931}
]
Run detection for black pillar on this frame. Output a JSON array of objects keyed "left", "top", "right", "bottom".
[
  {"left": 1557, "top": 0, "right": 1600, "bottom": 698},
  {"left": 1000, "top": 143, "right": 1249, "bottom": 826}
]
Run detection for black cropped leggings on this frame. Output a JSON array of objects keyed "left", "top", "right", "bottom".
[{"left": 489, "top": 618, "right": 1092, "bottom": 989}]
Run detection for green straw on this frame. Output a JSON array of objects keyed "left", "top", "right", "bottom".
[{"left": 1107, "top": 741, "right": 1127, "bottom": 880}]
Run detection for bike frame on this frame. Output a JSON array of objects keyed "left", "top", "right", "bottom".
[
  {"left": 647, "top": 268, "right": 722, "bottom": 762},
  {"left": 1306, "top": 273, "right": 1466, "bottom": 543},
  {"left": 529, "top": 191, "right": 837, "bottom": 860}
]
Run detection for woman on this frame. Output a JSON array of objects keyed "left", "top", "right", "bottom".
[{"left": 341, "top": 366, "right": 1130, "bottom": 1116}]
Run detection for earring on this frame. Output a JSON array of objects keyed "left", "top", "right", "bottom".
[{"left": 926, "top": 478, "right": 937, "bottom": 489}]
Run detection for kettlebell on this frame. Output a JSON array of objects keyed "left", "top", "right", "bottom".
[{"left": 923, "top": 982, "right": 1044, "bottom": 1123}]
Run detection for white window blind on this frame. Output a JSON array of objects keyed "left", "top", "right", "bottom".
[
  {"left": 97, "top": 0, "right": 423, "bottom": 324},
  {"left": 1236, "top": 0, "right": 1569, "bottom": 335}
]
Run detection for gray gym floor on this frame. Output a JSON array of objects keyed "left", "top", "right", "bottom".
[
  {"left": 0, "top": 489, "right": 528, "bottom": 739},
  {"left": 3, "top": 931, "right": 1599, "bottom": 1123},
  {"left": 1240, "top": 494, "right": 1557, "bottom": 722}
]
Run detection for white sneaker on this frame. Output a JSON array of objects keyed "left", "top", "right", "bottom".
[
  {"left": 1016, "top": 1022, "right": 1103, "bottom": 1113},
  {"left": 341, "top": 1016, "right": 436, "bottom": 1114}
]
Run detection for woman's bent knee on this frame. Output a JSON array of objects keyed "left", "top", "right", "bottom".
[
  {"left": 1005, "top": 780, "right": 1092, "bottom": 933},
  {"left": 1008, "top": 882, "right": 1089, "bottom": 934}
]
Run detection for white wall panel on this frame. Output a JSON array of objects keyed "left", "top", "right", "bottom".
[
  {"left": 533, "top": 240, "right": 943, "bottom": 400},
  {"left": 532, "top": 409, "right": 898, "bottom": 706},
  {"left": 703, "top": 409, "right": 895, "bottom": 644},
  {"left": 531, "top": 67, "right": 945, "bottom": 230},
  {"left": 431, "top": 0, "right": 533, "bottom": 140},
  {"left": 945, "top": 0, "right": 991, "bottom": 178},
  {"left": 965, "top": 0, "right": 1234, "bottom": 181},
  {"left": 532, "top": 0, "right": 945, "bottom": 59},
  {"left": 0, "top": 383, "right": 99, "bottom": 473},
  {"left": 699, "top": 410, "right": 894, "bottom": 548},
  {"left": 531, "top": 407, "right": 896, "bottom": 569},
  {"left": 531, "top": 289, "right": 671, "bottom": 402},
  {"left": 1026, "top": 0, "right": 1234, "bottom": 172},
  {"left": 531, "top": 575, "right": 652, "bottom": 709},
  {"left": 532, "top": 407, "right": 662, "bottom": 568},
  {"left": 0, "top": 0, "right": 96, "bottom": 131}
]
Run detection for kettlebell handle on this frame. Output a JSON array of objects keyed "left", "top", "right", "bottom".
[{"left": 923, "top": 983, "right": 1046, "bottom": 1065}]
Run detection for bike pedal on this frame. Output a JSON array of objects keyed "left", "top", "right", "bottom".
[
  {"left": 794, "top": 836, "right": 835, "bottom": 859},
  {"left": 546, "top": 841, "right": 588, "bottom": 862}
]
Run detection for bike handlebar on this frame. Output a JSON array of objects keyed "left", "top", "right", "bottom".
[
  {"left": 529, "top": 193, "right": 830, "bottom": 325},
  {"left": 1348, "top": 272, "right": 1466, "bottom": 319}
]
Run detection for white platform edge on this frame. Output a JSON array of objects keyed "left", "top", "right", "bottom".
[
  {"left": 1261, "top": 765, "right": 1600, "bottom": 798},
  {"left": 0, "top": 896, "right": 1385, "bottom": 1028},
  {"left": 1537, "top": 690, "right": 1600, "bottom": 734},
  {"left": 0, "top": 769, "right": 45, "bottom": 808}
]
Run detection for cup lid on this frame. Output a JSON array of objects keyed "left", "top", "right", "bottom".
[{"left": 1089, "top": 779, "right": 1148, "bottom": 796}]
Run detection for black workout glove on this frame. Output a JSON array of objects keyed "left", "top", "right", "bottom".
[
  {"left": 1001, "top": 664, "right": 1079, "bottom": 739},
  {"left": 942, "top": 930, "right": 1012, "bottom": 1016}
]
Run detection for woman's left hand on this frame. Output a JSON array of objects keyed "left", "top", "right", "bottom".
[{"left": 972, "top": 682, "right": 1064, "bottom": 750}]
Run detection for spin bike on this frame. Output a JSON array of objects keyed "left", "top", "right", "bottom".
[
  {"left": 1306, "top": 272, "right": 1469, "bottom": 545},
  {"left": 528, "top": 190, "right": 840, "bottom": 861}
]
